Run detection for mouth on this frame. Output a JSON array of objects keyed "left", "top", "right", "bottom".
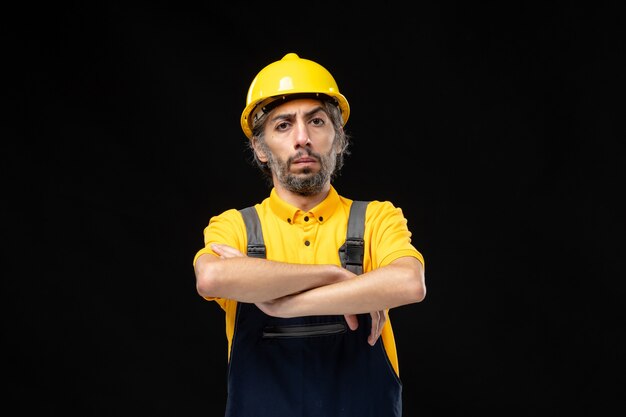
[{"left": 291, "top": 156, "right": 319, "bottom": 166}]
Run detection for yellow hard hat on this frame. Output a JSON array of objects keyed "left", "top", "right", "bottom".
[{"left": 240, "top": 53, "right": 350, "bottom": 139}]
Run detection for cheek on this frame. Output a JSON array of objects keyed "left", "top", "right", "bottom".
[{"left": 266, "top": 139, "right": 290, "bottom": 156}]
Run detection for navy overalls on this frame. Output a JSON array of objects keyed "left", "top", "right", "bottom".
[{"left": 225, "top": 203, "right": 403, "bottom": 417}]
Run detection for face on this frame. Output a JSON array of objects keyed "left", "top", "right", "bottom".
[{"left": 254, "top": 98, "right": 339, "bottom": 196}]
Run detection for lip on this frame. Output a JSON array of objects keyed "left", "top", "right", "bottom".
[{"left": 292, "top": 157, "right": 317, "bottom": 164}]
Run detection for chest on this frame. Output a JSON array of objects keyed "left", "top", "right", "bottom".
[{"left": 265, "top": 219, "right": 346, "bottom": 265}]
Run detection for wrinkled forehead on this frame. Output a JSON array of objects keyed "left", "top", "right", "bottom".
[{"left": 266, "top": 97, "right": 327, "bottom": 116}]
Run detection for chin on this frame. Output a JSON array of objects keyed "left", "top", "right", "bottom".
[{"left": 292, "top": 168, "right": 315, "bottom": 175}]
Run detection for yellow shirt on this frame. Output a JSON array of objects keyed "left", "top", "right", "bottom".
[{"left": 193, "top": 185, "right": 424, "bottom": 376}]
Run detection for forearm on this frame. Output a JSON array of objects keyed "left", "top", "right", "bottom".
[
  {"left": 261, "top": 257, "right": 426, "bottom": 317},
  {"left": 195, "top": 254, "right": 350, "bottom": 303}
]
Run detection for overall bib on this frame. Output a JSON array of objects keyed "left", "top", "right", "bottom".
[{"left": 224, "top": 202, "right": 402, "bottom": 417}]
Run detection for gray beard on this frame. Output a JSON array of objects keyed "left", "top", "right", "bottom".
[{"left": 268, "top": 148, "right": 336, "bottom": 196}]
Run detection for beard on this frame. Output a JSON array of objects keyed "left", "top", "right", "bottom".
[{"left": 266, "top": 147, "right": 337, "bottom": 196}]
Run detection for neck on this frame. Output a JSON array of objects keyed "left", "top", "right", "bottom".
[{"left": 272, "top": 181, "right": 332, "bottom": 212}]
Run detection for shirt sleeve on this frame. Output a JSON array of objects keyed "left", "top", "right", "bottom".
[
  {"left": 364, "top": 200, "right": 425, "bottom": 270},
  {"left": 192, "top": 208, "right": 248, "bottom": 266},
  {"left": 192, "top": 208, "right": 248, "bottom": 304}
]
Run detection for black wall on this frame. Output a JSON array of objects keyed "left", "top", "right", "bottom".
[{"left": 7, "top": 2, "right": 623, "bottom": 416}]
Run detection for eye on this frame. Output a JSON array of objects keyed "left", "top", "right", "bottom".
[
  {"left": 275, "top": 121, "right": 291, "bottom": 131},
  {"left": 310, "top": 117, "right": 325, "bottom": 126}
]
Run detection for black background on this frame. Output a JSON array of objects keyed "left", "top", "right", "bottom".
[{"left": 6, "top": 2, "right": 624, "bottom": 416}]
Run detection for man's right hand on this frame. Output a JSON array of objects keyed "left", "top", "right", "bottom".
[{"left": 344, "top": 310, "right": 387, "bottom": 346}]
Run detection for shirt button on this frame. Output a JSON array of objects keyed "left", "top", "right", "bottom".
[
  {"left": 287, "top": 218, "right": 291, "bottom": 223},
  {"left": 304, "top": 216, "right": 309, "bottom": 222},
  {"left": 319, "top": 216, "right": 323, "bottom": 222},
  {"left": 304, "top": 240, "right": 310, "bottom": 246}
]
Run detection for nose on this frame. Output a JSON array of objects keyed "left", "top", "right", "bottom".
[{"left": 294, "top": 122, "right": 311, "bottom": 148}]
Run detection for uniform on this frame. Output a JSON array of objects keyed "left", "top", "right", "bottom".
[{"left": 193, "top": 186, "right": 424, "bottom": 416}]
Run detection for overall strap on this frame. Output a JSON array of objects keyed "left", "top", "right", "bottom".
[
  {"left": 241, "top": 201, "right": 369, "bottom": 273},
  {"left": 339, "top": 200, "right": 370, "bottom": 275},
  {"left": 239, "top": 206, "right": 266, "bottom": 259}
]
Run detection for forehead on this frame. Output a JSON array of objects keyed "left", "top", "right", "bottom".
[{"left": 270, "top": 98, "right": 325, "bottom": 115}]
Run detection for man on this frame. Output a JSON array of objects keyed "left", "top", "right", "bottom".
[{"left": 193, "top": 52, "right": 426, "bottom": 417}]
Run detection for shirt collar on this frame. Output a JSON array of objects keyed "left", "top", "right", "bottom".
[{"left": 269, "top": 186, "right": 341, "bottom": 225}]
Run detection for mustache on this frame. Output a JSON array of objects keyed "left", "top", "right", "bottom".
[{"left": 287, "top": 149, "right": 321, "bottom": 165}]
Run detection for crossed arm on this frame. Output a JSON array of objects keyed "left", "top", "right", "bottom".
[{"left": 194, "top": 243, "right": 425, "bottom": 345}]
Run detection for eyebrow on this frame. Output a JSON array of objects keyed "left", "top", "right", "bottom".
[{"left": 269, "top": 105, "right": 326, "bottom": 123}]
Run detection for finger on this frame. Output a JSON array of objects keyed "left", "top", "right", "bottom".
[
  {"left": 369, "top": 310, "right": 388, "bottom": 346},
  {"left": 222, "top": 248, "right": 245, "bottom": 258},
  {"left": 380, "top": 309, "right": 388, "bottom": 328},
  {"left": 210, "top": 243, "right": 226, "bottom": 256},
  {"left": 368, "top": 311, "right": 381, "bottom": 346},
  {"left": 344, "top": 314, "right": 359, "bottom": 331},
  {"left": 211, "top": 243, "right": 245, "bottom": 258}
]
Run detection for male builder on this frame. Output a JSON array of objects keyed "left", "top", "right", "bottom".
[{"left": 193, "top": 52, "right": 426, "bottom": 417}]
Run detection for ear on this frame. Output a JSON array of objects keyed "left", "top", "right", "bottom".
[
  {"left": 334, "top": 127, "right": 345, "bottom": 154},
  {"left": 251, "top": 137, "right": 268, "bottom": 162}
]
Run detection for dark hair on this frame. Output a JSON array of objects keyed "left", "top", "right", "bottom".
[{"left": 248, "top": 98, "right": 351, "bottom": 182}]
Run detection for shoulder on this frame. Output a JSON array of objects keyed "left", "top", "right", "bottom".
[
  {"left": 205, "top": 208, "right": 251, "bottom": 240},
  {"left": 363, "top": 200, "right": 413, "bottom": 237},
  {"left": 365, "top": 200, "right": 406, "bottom": 219},
  {"left": 210, "top": 199, "right": 267, "bottom": 221},
  {"left": 335, "top": 196, "right": 406, "bottom": 222},
  {"left": 209, "top": 208, "right": 245, "bottom": 224}
]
